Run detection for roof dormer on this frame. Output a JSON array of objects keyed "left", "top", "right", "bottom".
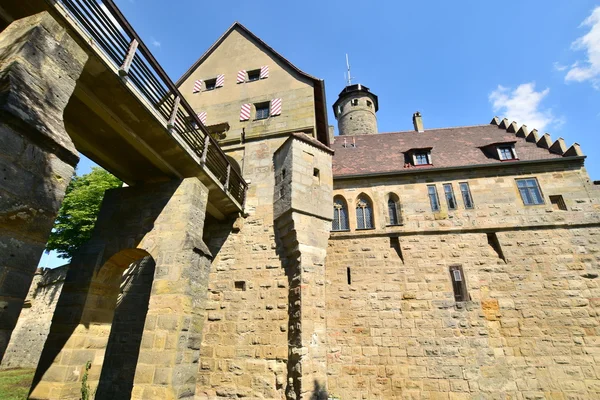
[
  {"left": 479, "top": 141, "right": 518, "bottom": 161},
  {"left": 404, "top": 147, "right": 433, "bottom": 167}
]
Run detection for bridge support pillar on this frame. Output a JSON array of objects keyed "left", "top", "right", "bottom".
[
  {"left": 0, "top": 12, "right": 87, "bottom": 362},
  {"left": 30, "top": 178, "right": 212, "bottom": 400}
]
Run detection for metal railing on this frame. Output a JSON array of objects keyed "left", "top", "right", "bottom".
[{"left": 58, "top": 0, "right": 247, "bottom": 207}]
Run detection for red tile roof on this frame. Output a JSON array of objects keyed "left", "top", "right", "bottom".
[{"left": 332, "top": 123, "right": 570, "bottom": 177}]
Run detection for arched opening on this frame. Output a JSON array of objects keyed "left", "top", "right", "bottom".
[
  {"left": 356, "top": 194, "right": 374, "bottom": 230},
  {"left": 332, "top": 196, "right": 349, "bottom": 231},
  {"left": 91, "top": 249, "right": 155, "bottom": 399},
  {"left": 386, "top": 193, "right": 402, "bottom": 226}
]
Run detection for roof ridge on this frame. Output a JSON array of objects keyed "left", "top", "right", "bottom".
[{"left": 333, "top": 124, "right": 492, "bottom": 139}]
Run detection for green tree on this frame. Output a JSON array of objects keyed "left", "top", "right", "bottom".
[{"left": 47, "top": 167, "right": 122, "bottom": 259}]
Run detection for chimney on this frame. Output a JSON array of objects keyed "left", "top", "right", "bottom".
[{"left": 412, "top": 111, "right": 424, "bottom": 132}]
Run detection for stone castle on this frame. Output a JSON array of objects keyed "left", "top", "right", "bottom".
[{"left": 1, "top": 4, "right": 600, "bottom": 400}]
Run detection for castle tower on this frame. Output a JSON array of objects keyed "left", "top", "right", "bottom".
[{"left": 332, "top": 83, "right": 379, "bottom": 136}]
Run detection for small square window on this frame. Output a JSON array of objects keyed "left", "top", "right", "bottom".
[
  {"left": 498, "top": 146, "right": 516, "bottom": 160},
  {"left": 205, "top": 79, "right": 216, "bottom": 91},
  {"left": 351, "top": 99, "right": 359, "bottom": 106},
  {"left": 247, "top": 69, "right": 260, "bottom": 82},
  {"left": 366, "top": 100, "right": 372, "bottom": 107},
  {"left": 255, "top": 103, "right": 270, "bottom": 120},
  {"left": 414, "top": 152, "right": 430, "bottom": 165},
  {"left": 550, "top": 195, "right": 567, "bottom": 211},
  {"left": 516, "top": 178, "right": 544, "bottom": 205},
  {"left": 234, "top": 281, "right": 246, "bottom": 291}
]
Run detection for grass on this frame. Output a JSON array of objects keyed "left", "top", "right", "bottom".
[{"left": 0, "top": 369, "right": 34, "bottom": 400}]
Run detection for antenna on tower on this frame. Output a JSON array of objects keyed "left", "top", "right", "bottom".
[{"left": 345, "top": 54, "right": 353, "bottom": 86}]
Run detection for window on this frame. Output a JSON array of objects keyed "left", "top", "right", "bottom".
[
  {"left": 366, "top": 100, "right": 372, "bottom": 108},
  {"left": 387, "top": 194, "right": 401, "bottom": 225},
  {"left": 204, "top": 78, "right": 217, "bottom": 91},
  {"left": 428, "top": 185, "right": 440, "bottom": 212},
  {"left": 550, "top": 195, "right": 567, "bottom": 211},
  {"left": 356, "top": 195, "right": 374, "bottom": 230},
  {"left": 516, "top": 178, "right": 544, "bottom": 205},
  {"left": 443, "top": 184, "right": 457, "bottom": 210},
  {"left": 351, "top": 99, "right": 359, "bottom": 106},
  {"left": 459, "top": 182, "right": 474, "bottom": 209},
  {"left": 449, "top": 264, "right": 469, "bottom": 302},
  {"left": 247, "top": 69, "right": 260, "bottom": 82},
  {"left": 255, "top": 103, "right": 270, "bottom": 120},
  {"left": 498, "top": 145, "right": 516, "bottom": 160},
  {"left": 332, "top": 197, "right": 349, "bottom": 231},
  {"left": 414, "top": 151, "right": 431, "bottom": 165}
]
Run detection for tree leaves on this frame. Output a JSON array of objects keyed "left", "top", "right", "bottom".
[{"left": 46, "top": 167, "right": 121, "bottom": 259}]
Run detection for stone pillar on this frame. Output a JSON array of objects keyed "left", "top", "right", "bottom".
[
  {"left": 29, "top": 178, "right": 212, "bottom": 400},
  {"left": 0, "top": 12, "right": 87, "bottom": 361},
  {"left": 273, "top": 134, "right": 333, "bottom": 399}
]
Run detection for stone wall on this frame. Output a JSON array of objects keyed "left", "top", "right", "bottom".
[
  {"left": 1, "top": 265, "right": 68, "bottom": 370},
  {"left": 326, "top": 161, "right": 600, "bottom": 399},
  {"left": 326, "top": 227, "right": 600, "bottom": 399}
]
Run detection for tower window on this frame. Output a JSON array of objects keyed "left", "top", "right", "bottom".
[
  {"left": 516, "top": 178, "right": 544, "bottom": 205},
  {"left": 443, "top": 184, "right": 457, "bottom": 210},
  {"left": 255, "top": 102, "right": 270, "bottom": 120},
  {"left": 351, "top": 99, "right": 359, "bottom": 106},
  {"left": 332, "top": 196, "right": 349, "bottom": 231},
  {"left": 427, "top": 185, "right": 440, "bottom": 212},
  {"left": 449, "top": 264, "right": 469, "bottom": 302},
  {"left": 356, "top": 195, "right": 374, "bottom": 230},
  {"left": 459, "top": 182, "right": 474, "bottom": 209},
  {"left": 247, "top": 69, "right": 261, "bottom": 82},
  {"left": 366, "top": 100, "right": 372, "bottom": 107},
  {"left": 549, "top": 195, "right": 567, "bottom": 211},
  {"left": 204, "top": 78, "right": 217, "bottom": 91}
]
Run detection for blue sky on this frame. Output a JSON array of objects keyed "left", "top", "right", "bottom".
[{"left": 39, "top": 0, "right": 600, "bottom": 268}]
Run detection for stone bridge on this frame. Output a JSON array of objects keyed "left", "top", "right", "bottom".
[{"left": 0, "top": 1, "right": 247, "bottom": 398}]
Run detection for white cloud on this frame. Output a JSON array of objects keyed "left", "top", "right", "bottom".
[
  {"left": 553, "top": 62, "right": 568, "bottom": 71},
  {"left": 489, "top": 83, "right": 561, "bottom": 131},
  {"left": 565, "top": 7, "right": 600, "bottom": 88},
  {"left": 151, "top": 38, "right": 161, "bottom": 48}
]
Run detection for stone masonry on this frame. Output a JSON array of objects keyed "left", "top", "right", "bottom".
[
  {"left": 1, "top": 265, "right": 68, "bottom": 370},
  {"left": 30, "top": 178, "right": 212, "bottom": 400},
  {"left": 0, "top": 11, "right": 87, "bottom": 362}
]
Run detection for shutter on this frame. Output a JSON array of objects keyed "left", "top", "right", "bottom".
[
  {"left": 216, "top": 74, "right": 225, "bottom": 87},
  {"left": 193, "top": 80, "right": 203, "bottom": 93},
  {"left": 197, "top": 112, "right": 207, "bottom": 126},
  {"left": 270, "top": 98, "right": 282, "bottom": 116},
  {"left": 240, "top": 103, "right": 251, "bottom": 121},
  {"left": 237, "top": 70, "right": 246, "bottom": 83},
  {"left": 260, "top": 65, "right": 269, "bottom": 79}
]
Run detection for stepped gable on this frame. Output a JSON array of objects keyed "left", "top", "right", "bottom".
[{"left": 332, "top": 117, "right": 584, "bottom": 177}]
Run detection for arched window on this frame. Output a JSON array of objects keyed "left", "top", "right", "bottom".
[
  {"left": 356, "top": 195, "right": 374, "bottom": 230},
  {"left": 332, "top": 196, "right": 349, "bottom": 231},
  {"left": 387, "top": 194, "right": 401, "bottom": 225}
]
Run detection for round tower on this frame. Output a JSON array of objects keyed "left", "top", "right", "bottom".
[{"left": 332, "top": 84, "right": 379, "bottom": 136}]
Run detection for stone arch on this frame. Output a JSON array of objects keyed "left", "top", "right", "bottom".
[
  {"left": 332, "top": 195, "right": 350, "bottom": 231},
  {"left": 95, "top": 250, "right": 156, "bottom": 400},
  {"left": 226, "top": 155, "right": 242, "bottom": 176},
  {"left": 355, "top": 193, "right": 375, "bottom": 230}
]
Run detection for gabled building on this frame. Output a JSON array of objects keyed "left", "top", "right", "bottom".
[{"left": 173, "top": 21, "right": 600, "bottom": 400}]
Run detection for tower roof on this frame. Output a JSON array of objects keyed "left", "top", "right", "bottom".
[{"left": 332, "top": 84, "right": 379, "bottom": 117}]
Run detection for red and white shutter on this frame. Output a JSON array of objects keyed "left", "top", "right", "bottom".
[
  {"left": 270, "top": 98, "right": 282, "bottom": 116},
  {"left": 260, "top": 65, "right": 269, "bottom": 79},
  {"left": 197, "top": 112, "right": 207, "bottom": 126},
  {"left": 193, "top": 80, "right": 203, "bottom": 93},
  {"left": 240, "top": 103, "right": 251, "bottom": 121},
  {"left": 216, "top": 74, "right": 225, "bottom": 87},
  {"left": 237, "top": 70, "right": 246, "bottom": 84}
]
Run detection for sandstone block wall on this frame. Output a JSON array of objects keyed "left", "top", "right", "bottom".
[
  {"left": 0, "top": 265, "right": 68, "bottom": 370},
  {"left": 0, "top": 11, "right": 87, "bottom": 361},
  {"left": 326, "top": 227, "right": 600, "bottom": 399}
]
